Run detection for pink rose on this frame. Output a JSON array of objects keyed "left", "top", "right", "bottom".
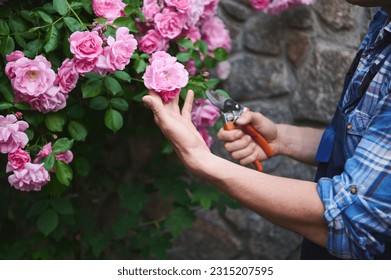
[
  {"left": 74, "top": 57, "right": 98, "bottom": 75},
  {"left": 34, "top": 142, "right": 73, "bottom": 165},
  {"left": 69, "top": 31, "right": 103, "bottom": 60},
  {"left": 34, "top": 143, "right": 53, "bottom": 164},
  {"left": 142, "top": 0, "right": 162, "bottom": 22},
  {"left": 201, "top": 16, "right": 231, "bottom": 52},
  {"left": 105, "top": 27, "right": 138, "bottom": 71},
  {"left": 185, "top": 0, "right": 204, "bottom": 27},
  {"left": 216, "top": 61, "right": 231, "bottom": 80},
  {"left": 0, "top": 114, "right": 29, "bottom": 154},
  {"left": 56, "top": 58, "right": 79, "bottom": 94},
  {"left": 184, "top": 59, "right": 197, "bottom": 76},
  {"left": 10, "top": 55, "right": 56, "bottom": 98},
  {"left": 143, "top": 51, "right": 189, "bottom": 103},
  {"left": 55, "top": 150, "right": 74, "bottom": 164},
  {"left": 29, "top": 86, "right": 68, "bottom": 113},
  {"left": 250, "top": 0, "right": 270, "bottom": 10},
  {"left": 262, "top": 0, "right": 315, "bottom": 15},
  {"left": 8, "top": 163, "right": 50, "bottom": 192},
  {"left": 154, "top": 8, "right": 185, "bottom": 39},
  {"left": 198, "top": 127, "right": 213, "bottom": 148},
  {"left": 6, "top": 148, "right": 31, "bottom": 172},
  {"left": 191, "top": 98, "right": 220, "bottom": 128},
  {"left": 200, "top": 0, "right": 218, "bottom": 22},
  {"left": 165, "top": 0, "right": 192, "bottom": 13},
  {"left": 5, "top": 51, "right": 25, "bottom": 79},
  {"left": 92, "top": 0, "right": 126, "bottom": 21},
  {"left": 138, "top": 29, "right": 168, "bottom": 54}
]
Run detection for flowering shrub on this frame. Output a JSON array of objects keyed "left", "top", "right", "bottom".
[{"left": 0, "top": 0, "right": 315, "bottom": 259}]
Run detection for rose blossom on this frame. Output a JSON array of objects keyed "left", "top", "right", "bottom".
[
  {"left": 0, "top": 114, "right": 29, "bottom": 154},
  {"left": 34, "top": 143, "right": 73, "bottom": 165},
  {"left": 143, "top": 51, "right": 189, "bottom": 103},
  {"left": 69, "top": 31, "right": 103, "bottom": 60},
  {"left": 154, "top": 8, "right": 184, "bottom": 39},
  {"left": 92, "top": 0, "right": 126, "bottom": 21},
  {"left": 264, "top": 0, "right": 315, "bottom": 15},
  {"left": 216, "top": 61, "right": 231, "bottom": 80},
  {"left": 138, "top": 29, "right": 168, "bottom": 54},
  {"left": 198, "top": 127, "right": 213, "bottom": 148},
  {"left": 142, "top": 0, "right": 162, "bottom": 23},
  {"left": 8, "top": 163, "right": 50, "bottom": 192},
  {"left": 201, "top": 16, "right": 231, "bottom": 52},
  {"left": 6, "top": 148, "right": 31, "bottom": 172},
  {"left": 250, "top": 0, "right": 270, "bottom": 10},
  {"left": 105, "top": 27, "right": 138, "bottom": 71},
  {"left": 5, "top": 50, "right": 25, "bottom": 79},
  {"left": 10, "top": 55, "right": 56, "bottom": 98},
  {"left": 201, "top": 0, "right": 219, "bottom": 21},
  {"left": 191, "top": 98, "right": 220, "bottom": 128},
  {"left": 74, "top": 57, "right": 98, "bottom": 75},
  {"left": 56, "top": 58, "right": 79, "bottom": 94},
  {"left": 29, "top": 86, "right": 67, "bottom": 113},
  {"left": 185, "top": 0, "right": 204, "bottom": 27},
  {"left": 165, "top": 0, "right": 192, "bottom": 13}
]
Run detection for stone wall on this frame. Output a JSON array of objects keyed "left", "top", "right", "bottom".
[{"left": 168, "top": 0, "right": 373, "bottom": 260}]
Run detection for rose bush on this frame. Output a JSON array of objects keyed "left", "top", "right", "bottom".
[{"left": 0, "top": 0, "right": 315, "bottom": 259}]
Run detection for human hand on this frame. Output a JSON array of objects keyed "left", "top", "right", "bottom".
[
  {"left": 217, "top": 110, "right": 279, "bottom": 166},
  {"left": 142, "top": 90, "right": 211, "bottom": 170}
]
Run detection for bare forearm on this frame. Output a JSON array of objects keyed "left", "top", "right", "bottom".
[
  {"left": 277, "top": 125, "right": 324, "bottom": 165},
  {"left": 190, "top": 152, "right": 328, "bottom": 247}
]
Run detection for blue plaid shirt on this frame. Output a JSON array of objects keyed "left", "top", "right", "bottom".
[{"left": 317, "top": 8, "right": 391, "bottom": 259}]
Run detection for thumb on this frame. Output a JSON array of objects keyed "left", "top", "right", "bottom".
[
  {"left": 235, "top": 110, "right": 253, "bottom": 126},
  {"left": 142, "top": 93, "right": 163, "bottom": 116}
]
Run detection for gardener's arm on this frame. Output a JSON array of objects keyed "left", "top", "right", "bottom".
[{"left": 142, "top": 90, "right": 328, "bottom": 248}]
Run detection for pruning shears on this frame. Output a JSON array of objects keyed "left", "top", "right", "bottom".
[{"left": 206, "top": 90, "right": 275, "bottom": 172}]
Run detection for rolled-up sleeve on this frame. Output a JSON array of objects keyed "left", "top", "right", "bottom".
[{"left": 317, "top": 96, "right": 391, "bottom": 259}]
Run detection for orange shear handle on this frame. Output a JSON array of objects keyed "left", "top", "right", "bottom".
[{"left": 223, "top": 122, "right": 275, "bottom": 172}]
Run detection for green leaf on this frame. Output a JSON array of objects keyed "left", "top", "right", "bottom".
[
  {"left": 194, "top": 40, "right": 208, "bottom": 54},
  {"left": 44, "top": 25, "right": 59, "bottom": 53},
  {"left": 52, "top": 138, "right": 74, "bottom": 154},
  {"left": 134, "top": 58, "right": 147, "bottom": 74},
  {"left": 0, "top": 79, "right": 14, "bottom": 103},
  {"left": 114, "top": 71, "right": 131, "bottom": 82},
  {"left": 213, "top": 47, "right": 229, "bottom": 61},
  {"left": 9, "top": 17, "right": 27, "bottom": 33},
  {"left": 176, "top": 51, "right": 192, "bottom": 63},
  {"left": 206, "top": 78, "right": 221, "bottom": 89},
  {"left": 204, "top": 55, "right": 217, "bottom": 68},
  {"left": 74, "top": 157, "right": 90, "bottom": 177},
  {"left": 37, "top": 209, "right": 58, "bottom": 236},
  {"left": 63, "top": 17, "right": 82, "bottom": 32},
  {"left": 0, "top": 36, "right": 15, "bottom": 56},
  {"left": 104, "top": 109, "right": 123, "bottom": 133},
  {"left": 53, "top": 0, "right": 69, "bottom": 15},
  {"left": 105, "top": 77, "right": 122, "bottom": 95},
  {"left": 51, "top": 198, "right": 74, "bottom": 215},
  {"left": 55, "top": 161, "right": 73, "bottom": 186},
  {"left": 14, "top": 102, "right": 30, "bottom": 110},
  {"left": 24, "top": 39, "right": 44, "bottom": 58},
  {"left": 0, "top": 102, "right": 13, "bottom": 110},
  {"left": 110, "top": 98, "right": 129, "bottom": 111},
  {"left": 68, "top": 120, "right": 87, "bottom": 141},
  {"left": 177, "top": 37, "right": 193, "bottom": 49},
  {"left": 164, "top": 208, "right": 194, "bottom": 237},
  {"left": 37, "top": 10, "right": 53, "bottom": 24},
  {"left": 27, "top": 200, "right": 50, "bottom": 218},
  {"left": 81, "top": 79, "right": 103, "bottom": 98},
  {"left": 43, "top": 153, "right": 56, "bottom": 170},
  {"left": 0, "top": 19, "right": 9, "bottom": 35},
  {"left": 112, "top": 17, "right": 137, "bottom": 33},
  {"left": 94, "top": 18, "right": 107, "bottom": 24},
  {"left": 44, "top": 112, "right": 66, "bottom": 132},
  {"left": 89, "top": 96, "right": 108, "bottom": 110}
]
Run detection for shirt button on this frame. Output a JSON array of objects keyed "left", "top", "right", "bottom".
[
  {"left": 350, "top": 186, "right": 358, "bottom": 194},
  {"left": 346, "top": 123, "right": 353, "bottom": 130}
]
